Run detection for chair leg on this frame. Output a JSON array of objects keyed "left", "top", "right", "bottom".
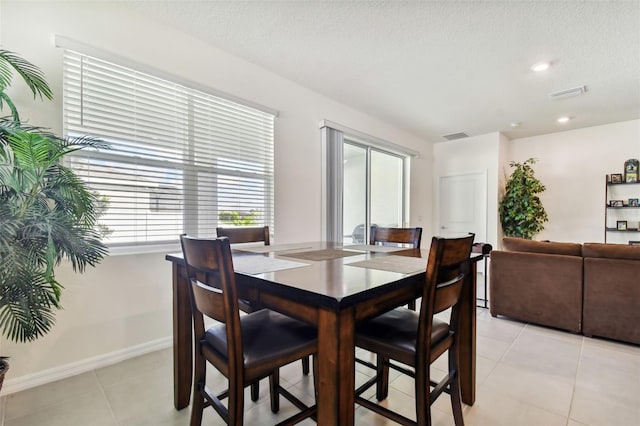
[
  {"left": 227, "top": 378, "right": 245, "bottom": 426},
  {"left": 408, "top": 299, "right": 416, "bottom": 310},
  {"left": 250, "top": 381, "right": 259, "bottom": 401},
  {"left": 449, "top": 348, "right": 464, "bottom": 426},
  {"left": 302, "top": 356, "right": 310, "bottom": 375},
  {"left": 375, "top": 355, "right": 390, "bottom": 401},
  {"left": 312, "top": 354, "right": 319, "bottom": 400},
  {"left": 415, "top": 362, "right": 431, "bottom": 426},
  {"left": 190, "top": 351, "right": 207, "bottom": 426},
  {"left": 269, "top": 369, "right": 280, "bottom": 413},
  {"left": 190, "top": 388, "right": 205, "bottom": 426}
]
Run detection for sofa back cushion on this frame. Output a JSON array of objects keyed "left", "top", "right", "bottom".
[
  {"left": 582, "top": 242, "right": 640, "bottom": 260},
  {"left": 502, "top": 237, "right": 582, "bottom": 257}
]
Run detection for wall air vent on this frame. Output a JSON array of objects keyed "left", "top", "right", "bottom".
[
  {"left": 549, "top": 85, "right": 587, "bottom": 100},
  {"left": 442, "top": 132, "right": 469, "bottom": 141}
]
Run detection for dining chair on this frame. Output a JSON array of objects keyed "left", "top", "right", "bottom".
[
  {"left": 216, "top": 226, "right": 270, "bottom": 246},
  {"left": 370, "top": 226, "right": 423, "bottom": 310},
  {"left": 216, "top": 226, "right": 311, "bottom": 377},
  {"left": 370, "top": 226, "right": 423, "bottom": 249},
  {"left": 180, "top": 235, "right": 318, "bottom": 426},
  {"left": 355, "top": 233, "right": 475, "bottom": 426}
]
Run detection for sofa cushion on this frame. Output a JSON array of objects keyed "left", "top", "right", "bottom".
[
  {"left": 502, "top": 237, "right": 582, "bottom": 257},
  {"left": 582, "top": 242, "right": 640, "bottom": 260}
]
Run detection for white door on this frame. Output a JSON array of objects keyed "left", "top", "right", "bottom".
[{"left": 438, "top": 171, "right": 487, "bottom": 242}]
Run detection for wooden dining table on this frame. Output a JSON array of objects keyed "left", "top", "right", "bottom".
[{"left": 165, "top": 241, "right": 484, "bottom": 425}]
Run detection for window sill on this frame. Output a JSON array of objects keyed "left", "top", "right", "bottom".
[{"left": 106, "top": 242, "right": 181, "bottom": 256}]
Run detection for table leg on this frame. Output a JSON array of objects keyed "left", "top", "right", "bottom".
[
  {"left": 172, "top": 263, "right": 192, "bottom": 410},
  {"left": 317, "top": 308, "right": 356, "bottom": 425},
  {"left": 459, "top": 260, "right": 477, "bottom": 405}
]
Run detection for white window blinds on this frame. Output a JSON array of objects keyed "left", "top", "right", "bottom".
[{"left": 63, "top": 50, "right": 275, "bottom": 248}]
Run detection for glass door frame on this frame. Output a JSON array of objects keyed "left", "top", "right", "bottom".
[{"left": 343, "top": 138, "right": 409, "bottom": 245}]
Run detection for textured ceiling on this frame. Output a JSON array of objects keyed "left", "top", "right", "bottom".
[{"left": 125, "top": 0, "right": 640, "bottom": 142}]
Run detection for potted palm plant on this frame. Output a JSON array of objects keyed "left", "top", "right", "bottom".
[{"left": 0, "top": 49, "right": 108, "bottom": 388}]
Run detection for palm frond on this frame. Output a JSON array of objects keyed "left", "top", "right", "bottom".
[
  {"left": 0, "top": 49, "right": 53, "bottom": 101},
  {"left": 0, "top": 92, "right": 20, "bottom": 122}
]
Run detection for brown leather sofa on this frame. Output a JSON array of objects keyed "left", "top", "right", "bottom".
[
  {"left": 582, "top": 243, "right": 640, "bottom": 345},
  {"left": 489, "top": 237, "right": 583, "bottom": 333},
  {"left": 490, "top": 237, "right": 640, "bottom": 344}
]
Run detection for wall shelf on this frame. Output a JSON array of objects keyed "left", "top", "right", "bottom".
[
  {"left": 605, "top": 227, "right": 640, "bottom": 232},
  {"left": 605, "top": 176, "right": 640, "bottom": 243}
]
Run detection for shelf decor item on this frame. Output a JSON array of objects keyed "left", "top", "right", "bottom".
[
  {"left": 611, "top": 173, "right": 623, "bottom": 183},
  {"left": 629, "top": 198, "right": 639, "bottom": 207},
  {"left": 624, "top": 159, "right": 639, "bottom": 183},
  {"left": 499, "top": 158, "right": 548, "bottom": 239},
  {"left": 617, "top": 220, "right": 628, "bottom": 231},
  {"left": 610, "top": 200, "right": 625, "bottom": 207}
]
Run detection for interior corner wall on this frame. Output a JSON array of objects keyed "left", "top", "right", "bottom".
[
  {"left": 0, "top": 1, "right": 431, "bottom": 392},
  {"left": 509, "top": 119, "right": 640, "bottom": 244},
  {"left": 432, "top": 133, "right": 502, "bottom": 248},
  {"left": 496, "top": 132, "right": 511, "bottom": 246}
]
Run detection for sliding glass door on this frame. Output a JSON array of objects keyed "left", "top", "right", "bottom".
[{"left": 343, "top": 141, "right": 406, "bottom": 244}]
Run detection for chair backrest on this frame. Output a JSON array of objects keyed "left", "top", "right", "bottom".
[
  {"left": 179, "top": 235, "right": 243, "bottom": 366},
  {"left": 216, "top": 226, "right": 270, "bottom": 245},
  {"left": 417, "top": 234, "right": 475, "bottom": 355},
  {"left": 369, "top": 226, "right": 422, "bottom": 248}
]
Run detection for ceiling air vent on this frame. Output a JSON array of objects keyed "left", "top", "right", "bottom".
[
  {"left": 549, "top": 85, "right": 587, "bottom": 100},
  {"left": 442, "top": 132, "right": 469, "bottom": 141}
]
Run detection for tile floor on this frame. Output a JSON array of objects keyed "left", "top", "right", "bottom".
[{"left": 1, "top": 308, "right": 639, "bottom": 426}]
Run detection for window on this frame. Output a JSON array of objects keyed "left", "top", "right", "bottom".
[
  {"left": 320, "top": 121, "right": 416, "bottom": 243},
  {"left": 63, "top": 51, "right": 275, "bottom": 249},
  {"left": 343, "top": 141, "right": 406, "bottom": 244}
]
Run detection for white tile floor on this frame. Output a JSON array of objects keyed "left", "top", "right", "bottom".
[{"left": 1, "top": 308, "right": 639, "bottom": 426}]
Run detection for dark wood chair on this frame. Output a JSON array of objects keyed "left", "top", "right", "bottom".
[
  {"left": 370, "top": 226, "right": 423, "bottom": 310},
  {"left": 216, "top": 226, "right": 270, "bottom": 246},
  {"left": 370, "top": 226, "right": 422, "bottom": 249},
  {"left": 180, "top": 235, "right": 317, "bottom": 426},
  {"left": 355, "top": 234, "right": 475, "bottom": 426},
  {"left": 216, "top": 226, "right": 311, "bottom": 377}
]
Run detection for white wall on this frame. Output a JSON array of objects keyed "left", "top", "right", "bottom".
[
  {"left": 432, "top": 132, "right": 504, "bottom": 248},
  {"left": 509, "top": 119, "right": 640, "bottom": 244},
  {"left": 0, "top": 1, "right": 431, "bottom": 392}
]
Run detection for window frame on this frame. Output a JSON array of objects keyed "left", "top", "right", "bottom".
[{"left": 60, "top": 43, "right": 277, "bottom": 254}]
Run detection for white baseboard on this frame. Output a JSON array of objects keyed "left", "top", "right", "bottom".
[{"left": 0, "top": 336, "right": 172, "bottom": 396}]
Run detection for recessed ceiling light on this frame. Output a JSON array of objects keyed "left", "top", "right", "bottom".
[
  {"left": 510, "top": 122, "right": 521, "bottom": 128},
  {"left": 531, "top": 62, "right": 550, "bottom": 72},
  {"left": 557, "top": 116, "right": 571, "bottom": 124}
]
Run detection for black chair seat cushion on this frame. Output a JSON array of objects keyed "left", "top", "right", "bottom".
[
  {"left": 356, "top": 307, "right": 450, "bottom": 363},
  {"left": 204, "top": 309, "right": 317, "bottom": 369}
]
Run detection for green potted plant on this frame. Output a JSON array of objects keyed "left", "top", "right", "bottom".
[
  {"left": 499, "top": 158, "right": 549, "bottom": 239},
  {"left": 0, "top": 49, "right": 108, "bottom": 388}
]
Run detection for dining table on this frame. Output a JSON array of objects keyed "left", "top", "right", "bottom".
[{"left": 165, "top": 241, "right": 485, "bottom": 425}]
